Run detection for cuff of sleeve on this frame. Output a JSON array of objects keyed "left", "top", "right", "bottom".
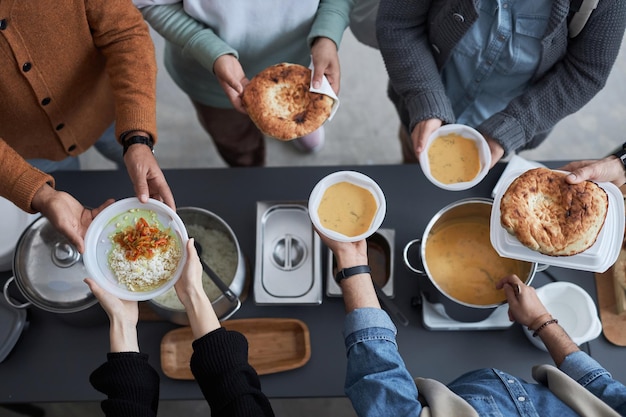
[
  {"left": 307, "top": 2, "right": 352, "bottom": 48},
  {"left": 14, "top": 167, "right": 55, "bottom": 214},
  {"left": 185, "top": 30, "right": 239, "bottom": 73},
  {"left": 343, "top": 307, "right": 396, "bottom": 336},
  {"left": 478, "top": 113, "right": 526, "bottom": 156},
  {"left": 405, "top": 91, "right": 455, "bottom": 134},
  {"left": 559, "top": 351, "right": 612, "bottom": 382}
]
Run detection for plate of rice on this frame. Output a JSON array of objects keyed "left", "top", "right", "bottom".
[{"left": 84, "top": 198, "right": 188, "bottom": 301}]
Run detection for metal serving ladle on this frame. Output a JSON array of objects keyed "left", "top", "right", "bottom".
[{"left": 193, "top": 240, "right": 240, "bottom": 307}]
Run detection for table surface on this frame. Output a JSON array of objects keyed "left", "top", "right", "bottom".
[{"left": 1, "top": 162, "right": 624, "bottom": 403}]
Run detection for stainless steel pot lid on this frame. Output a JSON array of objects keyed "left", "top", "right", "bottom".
[{"left": 12, "top": 216, "right": 97, "bottom": 313}]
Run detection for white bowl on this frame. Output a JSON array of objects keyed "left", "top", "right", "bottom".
[
  {"left": 83, "top": 198, "right": 188, "bottom": 301},
  {"left": 419, "top": 124, "right": 491, "bottom": 191},
  {"left": 308, "top": 171, "right": 386, "bottom": 243},
  {"left": 523, "top": 282, "right": 602, "bottom": 351}
]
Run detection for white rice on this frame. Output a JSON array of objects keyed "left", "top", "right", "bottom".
[
  {"left": 109, "top": 239, "right": 182, "bottom": 292},
  {"left": 153, "top": 224, "right": 237, "bottom": 309}
]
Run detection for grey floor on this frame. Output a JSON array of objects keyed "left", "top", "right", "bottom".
[{"left": 6, "top": 28, "right": 625, "bottom": 417}]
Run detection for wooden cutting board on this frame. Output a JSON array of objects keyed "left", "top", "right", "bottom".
[
  {"left": 161, "top": 318, "right": 311, "bottom": 379},
  {"left": 596, "top": 264, "right": 626, "bottom": 346}
]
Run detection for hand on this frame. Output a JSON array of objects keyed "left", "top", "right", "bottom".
[
  {"left": 174, "top": 238, "right": 207, "bottom": 308},
  {"left": 496, "top": 275, "right": 551, "bottom": 329},
  {"left": 123, "top": 144, "right": 176, "bottom": 210},
  {"left": 214, "top": 54, "right": 249, "bottom": 113},
  {"left": 31, "top": 184, "right": 114, "bottom": 253},
  {"left": 310, "top": 37, "right": 341, "bottom": 94},
  {"left": 561, "top": 156, "right": 626, "bottom": 187},
  {"left": 84, "top": 278, "right": 139, "bottom": 352},
  {"left": 484, "top": 136, "right": 505, "bottom": 168},
  {"left": 410, "top": 119, "right": 442, "bottom": 158},
  {"left": 314, "top": 230, "right": 368, "bottom": 270},
  {"left": 174, "top": 238, "right": 220, "bottom": 338}
]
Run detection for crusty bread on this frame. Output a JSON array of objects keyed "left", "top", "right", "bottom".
[
  {"left": 241, "top": 63, "right": 334, "bottom": 140},
  {"left": 500, "top": 167, "right": 608, "bottom": 256}
]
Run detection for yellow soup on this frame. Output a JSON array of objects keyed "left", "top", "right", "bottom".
[
  {"left": 427, "top": 133, "right": 480, "bottom": 184},
  {"left": 425, "top": 218, "right": 531, "bottom": 305},
  {"left": 318, "top": 181, "right": 377, "bottom": 237}
]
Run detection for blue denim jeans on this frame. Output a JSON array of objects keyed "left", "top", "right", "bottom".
[{"left": 28, "top": 124, "right": 123, "bottom": 172}]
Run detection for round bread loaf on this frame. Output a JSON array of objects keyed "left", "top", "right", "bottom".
[
  {"left": 500, "top": 167, "right": 609, "bottom": 256},
  {"left": 241, "top": 63, "right": 334, "bottom": 141}
]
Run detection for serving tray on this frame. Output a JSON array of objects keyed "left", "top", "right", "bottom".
[{"left": 161, "top": 318, "right": 311, "bottom": 379}]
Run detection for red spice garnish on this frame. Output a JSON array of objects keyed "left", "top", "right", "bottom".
[{"left": 112, "top": 217, "right": 172, "bottom": 261}]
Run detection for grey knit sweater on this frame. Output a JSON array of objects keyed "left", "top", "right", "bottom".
[{"left": 376, "top": 0, "right": 626, "bottom": 155}]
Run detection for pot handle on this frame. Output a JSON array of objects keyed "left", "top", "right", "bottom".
[
  {"left": 3, "top": 277, "right": 31, "bottom": 309},
  {"left": 220, "top": 297, "right": 242, "bottom": 322},
  {"left": 403, "top": 238, "right": 426, "bottom": 275}
]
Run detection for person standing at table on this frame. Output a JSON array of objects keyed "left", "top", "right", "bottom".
[
  {"left": 376, "top": 0, "right": 626, "bottom": 167},
  {"left": 86, "top": 239, "right": 275, "bottom": 417},
  {"left": 320, "top": 232, "right": 626, "bottom": 416},
  {"left": 131, "top": 0, "right": 353, "bottom": 166},
  {"left": 0, "top": 0, "right": 175, "bottom": 253}
]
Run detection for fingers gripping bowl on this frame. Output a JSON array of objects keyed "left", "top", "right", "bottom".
[{"left": 84, "top": 198, "right": 188, "bottom": 301}]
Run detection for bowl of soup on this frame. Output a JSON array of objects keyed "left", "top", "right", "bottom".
[
  {"left": 308, "top": 171, "right": 386, "bottom": 242},
  {"left": 403, "top": 198, "right": 542, "bottom": 322},
  {"left": 419, "top": 124, "right": 491, "bottom": 191}
]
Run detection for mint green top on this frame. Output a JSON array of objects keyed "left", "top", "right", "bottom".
[{"left": 138, "top": 1, "right": 353, "bottom": 108}]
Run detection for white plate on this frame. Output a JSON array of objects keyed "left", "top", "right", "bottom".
[
  {"left": 83, "top": 198, "right": 188, "bottom": 301},
  {"left": 0, "top": 198, "right": 39, "bottom": 272},
  {"left": 490, "top": 169, "right": 624, "bottom": 273}
]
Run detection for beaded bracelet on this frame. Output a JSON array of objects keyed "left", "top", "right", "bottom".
[{"left": 532, "top": 318, "right": 559, "bottom": 337}]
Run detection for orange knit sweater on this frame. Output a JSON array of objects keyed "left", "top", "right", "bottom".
[{"left": 0, "top": 0, "right": 158, "bottom": 212}]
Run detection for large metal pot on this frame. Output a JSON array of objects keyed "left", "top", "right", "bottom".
[
  {"left": 3, "top": 216, "right": 107, "bottom": 326},
  {"left": 149, "top": 207, "right": 247, "bottom": 325},
  {"left": 403, "top": 198, "right": 545, "bottom": 322}
]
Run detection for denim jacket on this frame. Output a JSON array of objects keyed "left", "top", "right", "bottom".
[{"left": 343, "top": 308, "right": 626, "bottom": 417}]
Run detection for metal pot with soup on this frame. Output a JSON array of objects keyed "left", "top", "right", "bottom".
[
  {"left": 149, "top": 207, "right": 246, "bottom": 325},
  {"left": 403, "top": 198, "right": 545, "bottom": 322}
]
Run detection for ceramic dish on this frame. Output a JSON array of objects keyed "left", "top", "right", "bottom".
[
  {"left": 523, "top": 282, "right": 602, "bottom": 351},
  {"left": 308, "top": 171, "right": 386, "bottom": 243},
  {"left": 419, "top": 124, "right": 491, "bottom": 191},
  {"left": 83, "top": 198, "right": 188, "bottom": 301},
  {"left": 490, "top": 169, "right": 624, "bottom": 273}
]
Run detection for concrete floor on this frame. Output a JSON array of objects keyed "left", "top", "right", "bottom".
[{"left": 7, "top": 25, "right": 625, "bottom": 417}]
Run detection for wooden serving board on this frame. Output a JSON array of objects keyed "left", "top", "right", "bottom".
[
  {"left": 161, "top": 318, "right": 311, "bottom": 379},
  {"left": 596, "top": 267, "right": 626, "bottom": 346}
]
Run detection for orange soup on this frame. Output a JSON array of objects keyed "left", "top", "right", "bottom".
[
  {"left": 427, "top": 133, "right": 480, "bottom": 184},
  {"left": 425, "top": 217, "right": 531, "bottom": 305},
  {"left": 317, "top": 181, "right": 377, "bottom": 237}
]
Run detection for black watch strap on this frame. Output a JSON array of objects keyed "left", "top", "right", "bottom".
[
  {"left": 612, "top": 142, "right": 626, "bottom": 172},
  {"left": 335, "top": 265, "right": 371, "bottom": 284},
  {"left": 122, "top": 135, "right": 154, "bottom": 156}
]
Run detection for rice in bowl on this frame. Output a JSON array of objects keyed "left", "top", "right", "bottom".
[{"left": 108, "top": 211, "right": 182, "bottom": 292}]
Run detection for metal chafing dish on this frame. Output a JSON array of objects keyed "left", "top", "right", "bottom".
[{"left": 253, "top": 201, "right": 322, "bottom": 305}]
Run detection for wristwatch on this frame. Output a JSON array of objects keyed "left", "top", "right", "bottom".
[
  {"left": 334, "top": 265, "right": 371, "bottom": 284},
  {"left": 122, "top": 135, "right": 154, "bottom": 156},
  {"left": 612, "top": 142, "right": 626, "bottom": 173}
]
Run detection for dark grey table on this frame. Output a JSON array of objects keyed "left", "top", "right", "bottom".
[{"left": 0, "top": 162, "right": 624, "bottom": 403}]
